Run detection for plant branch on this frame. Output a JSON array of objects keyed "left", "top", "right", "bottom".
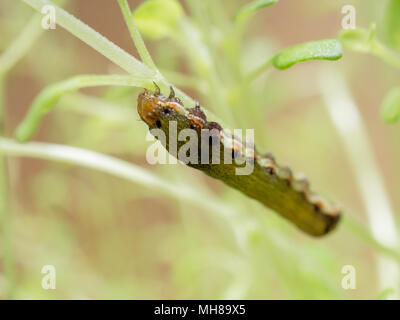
[
  {"left": 23, "top": 0, "right": 154, "bottom": 79},
  {"left": 373, "top": 41, "right": 400, "bottom": 69},
  {"left": 15, "top": 74, "right": 149, "bottom": 142},
  {"left": 0, "top": 14, "right": 44, "bottom": 76},
  {"left": 21, "top": 0, "right": 224, "bottom": 130},
  {"left": 320, "top": 67, "right": 400, "bottom": 298},
  {"left": 0, "top": 10, "right": 49, "bottom": 298},
  {"left": 0, "top": 137, "right": 250, "bottom": 251},
  {"left": 245, "top": 57, "right": 274, "bottom": 83},
  {"left": 1, "top": 137, "right": 399, "bottom": 261},
  {"left": 342, "top": 216, "right": 400, "bottom": 263},
  {"left": 117, "top": 0, "right": 158, "bottom": 72}
]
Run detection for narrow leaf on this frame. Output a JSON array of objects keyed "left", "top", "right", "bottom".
[
  {"left": 235, "top": 0, "right": 278, "bottom": 21},
  {"left": 273, "top": 39, "right": 343, "bottom": 70},
  {"left": 15, "top": 75, "right": 149, "bottom": 142}
]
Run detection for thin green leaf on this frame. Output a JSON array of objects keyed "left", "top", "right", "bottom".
[
  {"left": 0, "top": 137, "right": 247, "bottom": 250},
  {"left": 381, "top": 87, "right": 400, "bottom": 124},
  {"left": 23, "top": 0, "right": 153, "bottom": 78},
  {"left": 15, "top": 75, "right": 149, "bottom": 142},
  {"left": 21, "top": 0, "right": 211, "bottom": 120},
  {"left": 0, "top": 14, "right": 43, "bottom": 76},
  {"left": 235, "top": 0, "right": 278, "bottom": 22},
  {"left": 133, "top": 0, "right": 184, "bottom": 39},
  {"left": 272, "top": 39, "right": 343, "bottom": 70},
  {"left": 383, "top": 0, "right": 400, "bottom": 51}
]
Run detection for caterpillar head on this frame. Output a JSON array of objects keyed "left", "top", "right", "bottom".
[{"left": 137, "top": 84, "right": 186, "bottom": 129}]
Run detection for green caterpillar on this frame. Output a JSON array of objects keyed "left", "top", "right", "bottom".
[{"left": 137, "top": 84, "right": 341, "bottom": 236}]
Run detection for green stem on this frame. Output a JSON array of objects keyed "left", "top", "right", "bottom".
[
  {"left": 15, "top": 74, "right": 149, "bottom": 142},
  {"left": 2, "top": 137, "right": 400, "bottom": 258},
  {"left": 0, "top": 8, "right": 56, "bottom": 300},
  {"left": 373, "top": 42, "right": 400, "bottom": 70},
  {"left": 117, "top": 0, "right": 158, "bottom": 73},
  {"left": 245, "top": 57, "right": 274, "bottom": 83},
  {"left": 342, "top": 215, "right": 400, "bottom": 263},
  {"left": 0, "top": 14, "right": 43, "bottom": 76},
  {"left": 21, "top": 0, "right": 223, "bottom": 130},
  {"left": 59, "top": 92, "right": 136, "bottom": 124},
  {"left": 0, "top": 137, "right": 248, "bottom": 251},
  {"left": 320, "top": 67, "right": 400, "bottom": 298},
  {"left": 161, "top": 69, "right": 208, "bottom": 93},
  {"left": 23, "top": 0, "right": 154, "bottom": 79}
]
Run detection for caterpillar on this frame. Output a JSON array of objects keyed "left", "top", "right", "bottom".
[{"left": 137, "top": 84, "right": 341, "bottom": 236}]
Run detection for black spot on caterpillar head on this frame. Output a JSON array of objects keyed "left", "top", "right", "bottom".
[{"left": 190, "top": 123, "right": 200, "bottom": 130}]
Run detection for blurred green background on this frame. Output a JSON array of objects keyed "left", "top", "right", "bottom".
[{"left": 1, "top": 0, "right": 400, "bottom": 299}]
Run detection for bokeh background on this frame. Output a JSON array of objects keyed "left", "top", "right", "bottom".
[{"left": 1, "top": 0, "right": 400, "bottom": 299}]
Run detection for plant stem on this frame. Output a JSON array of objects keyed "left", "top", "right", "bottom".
[
  {"left": 320, "top": 67, "right": 400, "bottom": 298},
  {"left": 1, "top": 136, "right": 399, "bottom": 261},
  {"left": 14, "top": 74, "right": 149, "bottom": 142},
  {"left": 59, "top": 92, "right": 136, "bottom": 124},
  {"left": 0, "top": 14, "right": 43, "bottom": 76},
  {"left": 0, "top": 11, "right": 45, "bottom": 299},
  {"left": 0, "top": 137, "right": 249, "bottom": 251},
  {"left": 0, "top": 137, "right": 230, "bottom": 215},
  {"left": 21, "top": 0, "right": 222, "bottom": 120},
  {"left": 342, "top": 215, "right": 400, "bottom": 263},
  {"left": 245, "top": 57, "right": 274, "bottom": 83},
  {"left": 160, "top": 69, "right": 208, "bottom": 93},
  {"left": 373, "top": 42, "right": 400, "bottom": 70},
  {"left": 117, "top": 0, "right": 158, "bottom": 73},
  {"left": 23, "top": 0, "right": 154, "bottom": 79}
]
